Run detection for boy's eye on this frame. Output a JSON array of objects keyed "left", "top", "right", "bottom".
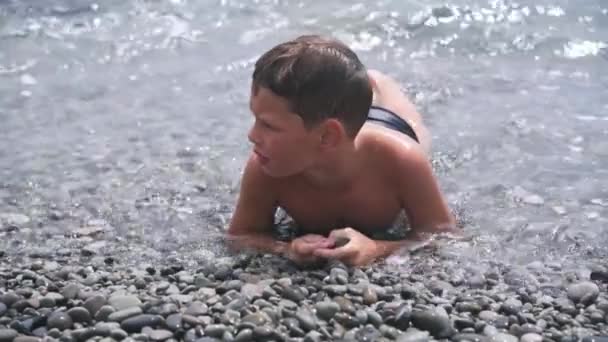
[{"left": 260, "top": 120, "right": 276, "bottom": 130}]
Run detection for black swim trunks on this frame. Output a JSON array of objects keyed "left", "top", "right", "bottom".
[{"left": 366, "top": 105, "right": 419, "bottom": 143}]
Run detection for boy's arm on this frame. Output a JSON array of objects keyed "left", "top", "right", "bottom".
[
  {"left": 374, "top": 148, "right": 458, "bottom": 257},
  {"left": 314, "top": 149, "right": 458, "bottom": 265},
  {"left": 227, "top": 155, "right": 288, "bottom": 255}
]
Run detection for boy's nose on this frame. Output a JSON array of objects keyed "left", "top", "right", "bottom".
[{"left": 248, "top": 125, "right": 261, "bottom": 145}]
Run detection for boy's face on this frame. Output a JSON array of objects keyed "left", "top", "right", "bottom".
[{"left": 248, "top": 86, "right": 321, "bottom": 178}]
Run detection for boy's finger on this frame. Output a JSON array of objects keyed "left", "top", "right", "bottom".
[
  {"left": 313, "top": 247, "right": 343, "bottom": 259},
  {"left": 314, "top": 246, "right": 354, "bottom": 259}
]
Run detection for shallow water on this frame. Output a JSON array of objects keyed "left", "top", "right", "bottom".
[{"left": 0, "top": 0, "right": 607, "bottom": 271}]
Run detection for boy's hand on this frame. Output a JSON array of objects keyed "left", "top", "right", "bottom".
[
  {"left": 287, "top": 234, "right": 335, "bottom": 266},
  {"left": 313, "top": 228, "right": 379, "bottom": 266}
]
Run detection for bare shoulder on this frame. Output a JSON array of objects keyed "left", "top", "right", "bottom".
[
  {"left": 228, "top": 154, "right": 279, "bottom": 235},
  {"left": 359, "top": 129, "right": 455, "bottom": 232},
  {"left": 358, "top": 127, "right": 430, "bottom": 179}
]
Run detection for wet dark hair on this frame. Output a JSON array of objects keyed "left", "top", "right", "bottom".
[{"left": 252, "top": 35, "right": 373, "bottom": 137}]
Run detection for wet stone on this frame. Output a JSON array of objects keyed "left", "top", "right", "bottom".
[
  {"left": 241, "top": 312, "right": 268, "bottom": 327},
  {"left": 61, "top": 283, "right": 80, "bottom": 299},
  {"left": 363, "top": 287, "right": 378, "bottom": 305},
  {"left": 355, "top": 325, "right": 382, "bottom": 342},
  {"left": 109, "top": 295, "right": 142, "bottom": 311},
  {"left": 68, "top": 306, "right": 92, "bottom": 323},
  {"left": 334, "top": 312, "right": 359, "bottom": 329},
  {"left": 253, "top": 326, "right": 273, "bottom": 339},
  {"left": 396, "top": 328, "right": 430, "bottom": 342},
  {"left": 110, "top": 329, "right": 128, "bottom": 340},
  {"left": 520, "top": 333, "right": 543, "bottom": 342},
  {"left": 147, "top": 329, "right": 173, "bottom": 341},
  {"left": 108, "top": 306, "right": 143, "bottom": 322},
  {"left": 204, "top": 324, "right": 227, "bottom": 338},
  {"left": 14, "top": 337, "right": 41, "bottom": 342},
  {"left": 95, "top": 305, "right": 116, "bottom": 321},
  {"left": 411, "top": 308, "right": 453, "bottom": 338},
  {"left": 283, "top": 286, "right": 305, "bottom": 303},
  {"left": 296, "top": 309, "right": 317, "bottom": 331},
  {"left": 234, "top": 329, "right": 253, "bottom": 342},
  {"left": 567, "top": 282, "right": 599, "bottom": 305},
  {"left": 315, "top": 301, "right": 340, "bottom": 320},
  {"left": 165, "top": 314, "right": 182, "bottom": 331},
  {"left": 47, "top": 312, "right": 73, "bottom": 330},
  {"left": 490, "top": 333, "right": 518, "bottom": 342},
  {"left": 456, "top": 302, "right": 481, "bottom": 314},
  {"left": 84, "top": 295, "right": 107, "bottom": 316},
  {"left": 184, "top": 301, "right": 208, "bottom": 316},
  {"left": 452, "top": 333, "right": 488, "bottom": 342},
  {"left": 121, "top": 315, "right": 164, "bottom": 333},
  {"left": 1, "top": 293, "right": 21, "bottom": 307},
  {"left": 0, "top": 329, "right": 18, "bottom": 342},
  {"left": 501, "top": 298, "right": 523, "bottom": 315}
]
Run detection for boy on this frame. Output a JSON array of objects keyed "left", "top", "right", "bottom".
[{"left": 227, "top": 35, "right": 457, "bottom": 266}]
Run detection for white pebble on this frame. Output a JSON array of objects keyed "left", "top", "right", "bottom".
[{"left": 20, "top": 90, "right": 32, "bottom": 97}]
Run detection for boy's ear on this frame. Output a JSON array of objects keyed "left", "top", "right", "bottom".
[{"left": 319, "top": 119, "right": 347, "bottom": 148}]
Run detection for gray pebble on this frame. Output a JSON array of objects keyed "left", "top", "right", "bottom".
[
  {"left": 184, "top": 301, "right": 208, "bottom": 316},
  {"left": 489, "top": 333, "right": 518, "bottom": 342},
  {"left": 0, "top": 329, "right": 18, "bottom": 342},
  {"left": 204, "top": 324, "right": 227, "bottom": 338},
  {"left": 363, "top": 287, "right": 378, "bottom": 305},
  {"left": 242, "top": 312, "right": 269, "bottom": 327},
  {"left": 109, "top": 295, "right": 142, "bottom": 311},
  {"left": 0, "top": 303, "right": 6, "bottom": 316},
  {"left": 39, "top": 296, "right": 56, "bottom": 308},
  {"left": 165, "top": 314, "right": 182, "bottom": 331},
  {"left": 411, "top": 308, "right": 453, "bottom": 338},
  {"left": 121, "top": 314, "right": 164, "bottom": 333},
  {"left": 84, "top": 294, "right": 107, "bottom": 316},
  {"left": 315, "top": 301, "right": 340, "bottom": 320},
  {"left": 334, "top": 297, "right": 355, "bottom": 315},
  {"left": 567, "top": 281, "right": 599, "bottom": 305},
  {"left": 147, "top": 329, "right": 173, "bottom": 341},
  {"left": 95, "top": 305, "right": 116, "bottom": 321},
  {"left": 520, "top": 333, "right": 543, "bottom": 342},
  {"left": 0, "top": 293, "right": 20, "bottom": 307},
  {"left": 61, "top": 283, "right": 80, "bottom": 299},
  {"left": 501, "top": 298, "right": 523, "bottom": 315},
  {"left": 303, "top": 330, "right": 322, "bottom": 342},
  {"left": 367, "top": 310, "right": 383, "bottom": 328},
  {"left": 296, "top": 309, "right": 317, "bottom": 331},
  {"left": 110, "top": 329, "right": 128, "bottom": 340},
  {"left": 234, "top": 329, "right": 253, "bottom": 342},
  {"left": 396, "top": 328, "right": 430, "bottom": 342},
  {"left": 109, "top": 306, "right": 143, "bottom": 322},
  {"left": 68, "top": 306, "right": 92, "bottom": 323},
  {"left": 456, "top": 302, "right": 482, "bottom": 314},
  {"left": 253, "top": 326, "right": 273, "bottom": 339},
  {"left": 334, "top": 312, "right": 359, "bottom": 329},
  {"left": 14, "top": 337, "right": 42, "bottom": 342},
  {"left": 47, "top": 312, "right": 73, "bottom": 330},
  {"left": 452, "top": 333, "right": 488, "bottom": 342},
  {"left": 282, "top": 287, "right": 305, "bottom": 303},
  {"left": 323, "top": 285, "right": 347, "bottom": 296},
  {"left": 394, "top": 304, "right": 412, "bottom": 330}
]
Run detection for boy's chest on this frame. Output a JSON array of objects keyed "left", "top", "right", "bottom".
[{"left": 276, "top": 178, "right": 402, "bottom": 235}]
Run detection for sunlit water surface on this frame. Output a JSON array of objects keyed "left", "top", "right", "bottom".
[{"left": 1, "top": 0, "right": 607, "bottom": 274}]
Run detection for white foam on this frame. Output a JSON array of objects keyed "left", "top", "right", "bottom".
[{"left": 562, "top": 40, "right": 607, "bottom": 59}]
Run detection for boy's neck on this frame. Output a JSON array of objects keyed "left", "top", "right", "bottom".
[{"left": 299, "top": 141, "right": 362, "bottom": 191}]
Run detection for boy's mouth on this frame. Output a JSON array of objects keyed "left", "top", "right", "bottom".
[{"left": 254, "top": 149, "right": 270, "bottom": 164}]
